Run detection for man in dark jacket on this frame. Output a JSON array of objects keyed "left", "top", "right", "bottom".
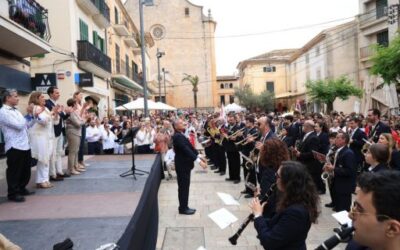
[
  {"left": 348, "top": 117, "right": 367, "bottom": 173},
  {"left": 324, "top": 132, "right": 357, "bottom": 212},
  {"left": 173, "top": 119, "right": 207, "bottom": 215},
  {"left": 367, "top": 109, "right": 391, "bottom": 143}
]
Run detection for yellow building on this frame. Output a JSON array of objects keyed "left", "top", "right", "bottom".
[
  {"left": 237, "top": 49, "right": 297, "bottom": 111},
  {"left": 216, "top": 75, "right": 239, "bottom": 107},
  {"left": 125, "top": 0, "right": 218, "bottom": 110}
]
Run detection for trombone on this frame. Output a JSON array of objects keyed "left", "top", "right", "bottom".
[
  {"left": 239, "top": 152, "right": 254, "bottom": 169},
  {"left": 234, "top": 132, "right": 259, "bottom": 146}
]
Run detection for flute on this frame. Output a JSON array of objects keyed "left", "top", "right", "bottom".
[{"left": 228, "top": 183, "right": 277, "bottom": 245}]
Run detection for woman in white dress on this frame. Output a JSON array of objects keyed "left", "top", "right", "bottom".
[{"left": 28, "top": 92, "right": 60, "bottom": 188}]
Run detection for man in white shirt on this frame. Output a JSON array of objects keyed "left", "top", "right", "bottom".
[
  {"left": 0, "top": 89, "right": 34, "bottom": 202},
  {"left": 86, "top": 118, "right": 102, "bottom": 155}
]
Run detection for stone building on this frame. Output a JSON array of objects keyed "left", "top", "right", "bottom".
[
  {"left": 216, "top": 75, "right": 239, "bottom": 107},
  {"left": 125, "top": 0, "right": 217, "bottom": 110}
]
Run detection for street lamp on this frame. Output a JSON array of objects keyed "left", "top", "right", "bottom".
[
  {"left": 156, "top": 48, "right": 165, "bottom": 103},
  {"left": 139, "top": 0, "right": 154, "bottom": 117},
  {"left": 162, "top": 68, "right": 169, "bottom": 103}
]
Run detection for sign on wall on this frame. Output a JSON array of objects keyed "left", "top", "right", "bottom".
[
  {"left": 74, "top": 73, "right": 94, "bottom": 87},
  {"left": 31, "top": 73, "right": 57, "bottom": 93}
]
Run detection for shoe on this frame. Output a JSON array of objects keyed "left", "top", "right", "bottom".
[
  {"left": 233, "top": 179, "right": 241, "bottom": 184},
  {"left": 225, "top": 178, "right": 234, "bottom": 181},
  {"left": 325, "top": 203, "right": 335, "bottom": 208},
  {"left": 77, "top": 168, "right": 86, "bottom": 172},
  {"left": 179, "top": 208, "right": 196, "bottom": 215},
  {"left": 8, "top": 195, "right": 25, "bottom": 202},
  {"left": 36, "top": 182, "right": 53, "bottom": 189},
  {"left": 20, "top": 189, "right": 35, "bottom": 196},
  {"left": 50, "top": 176, "right": 64, "bottom": 181},
  {"left": 70, "top": 170, "right": 81, "bottom": 175},
  {"left": 214, "top": 170, "right": 221, "bottom": 173},
  {"left": 58, "top": 173, "right": 71, "bottom": 178},
  {"left": 219, "top": 171, "right": 226, "bottom": 176},
  {"left": 244, "top": 193, "right": 254, "bottom": 198},
  {"left": 240, "top": 189, "right": 248, "bottom": 194},
  {"left": 53, "top": 238, "right": 73, "bottom": 250}
]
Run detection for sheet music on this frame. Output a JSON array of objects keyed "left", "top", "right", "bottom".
[
  {"left": 217, "top": 192, "right": 240, "bottom": 206},
  {"left": 208, "top": 208, "right": 238, "bottom": 229}
]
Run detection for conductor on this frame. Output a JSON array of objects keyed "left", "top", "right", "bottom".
[{"left": 173, "top": 119, "right": 207, "bottom": 215}]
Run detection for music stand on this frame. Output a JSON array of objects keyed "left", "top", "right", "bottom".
[{"left": 119, "top": 127, "right": 150, "bottom": 179}]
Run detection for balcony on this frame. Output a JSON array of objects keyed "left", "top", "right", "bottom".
[
  {"left": 76, "top": 0, "right": 110, "bottom": 28},
  {"left": 359, "top": 7, "right": 388, "bottom": 31},
  {"left": 77, "top": 40, "right": 111, "bottom": 78},
  {"left": 113, "top": 17, "right": 130, "bottom": 36},
  {"left": 0, "top": 0, "right": 51, "bottom": 58},
  {"left": 112, "top": 59, "right": 143, "bottom": 91},
  {"left": 124, "top": 36, "right": 138, "bottom": 48},
  {"left": 360, "top": 45, "right": 375, "bottom": 61}
]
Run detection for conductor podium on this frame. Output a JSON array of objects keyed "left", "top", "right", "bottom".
[{"left": 119, "top": 127, "right": 149, "bottom": 179}]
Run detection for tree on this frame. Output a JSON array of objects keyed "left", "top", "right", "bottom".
[
  {"left": 305, "top": 76, "right": 363, "bottom": 113},
  {"left": 234, "top": 85, "right": 275, "bottom": 112},
  {"left": 182, "top": 73, "right": 199, "bottom": 112},
  {"left": 370, "top": 35, "right": 400, "bottom": 86}
]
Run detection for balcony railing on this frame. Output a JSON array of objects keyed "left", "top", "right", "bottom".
[
  {"left": 359, "top": 7, "right": 388, "bottom": 25},
  {"left": 77, "top": 40, "right": 111, "bottom": 73},
  {"left": 113, "top": 59, "right": 143, "bottom": 86},
  {"left": 91, "top": 0, "right": 110, "bottom": 23},
  {"left": 8, "top": 0, "right": 51, "bottom": 41},
  {"left": 360, "top": 45, "right": 375, "bottom": 59}
]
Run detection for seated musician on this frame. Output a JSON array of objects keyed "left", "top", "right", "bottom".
[{"left": 250, "top": 161, "right": 320, "bottom": 250}]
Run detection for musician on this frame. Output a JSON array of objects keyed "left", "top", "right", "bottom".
[
  {"left": 348, "top": 117, "right": 367, "bottom": 173},
  {"left": 364, "top": 143, "right": 389, "bottom": 173},
  {"left": 283, "top": 115, "right": 297, "bottom": 148},
  {"left": 315, "top": 122, "right": 329, "bottom": 154},
  {"left": 325, "top": 132, "right": 338, "bottom": 209},
  {"left": 202, "top": 115, "right": 215, "bottom": 169},
  {"left": 345, "top": 171, "right": 400, "bottom": 250},
  {"left": 279, "top": 127, "right": 292, "bottom": 148},
  {"left": 258, "top": 139, "right": 290, "bottom": 218},
  {"left": 172, "top": 119, "right": 207, "bottom": 215},
  {"left": 293, "top": 120, "right": 325, "bottom": 194},
  {"left": 207, "top": 118, "right": 226, "bottom": 175},
  {"left": 240, "top": 115, "right": 258, "bottom": 197},
  {"left": 223, "top": 113, "right": 242, "bottom": 183},
  {"left": 324, "top": 132, "right": 357, "bottom": 211},
  {"left": 250, "top": 161, "right": 320, "bottom": 250},
  {"left": 367, "top": 109, "right": 391, "bottom": 143}
]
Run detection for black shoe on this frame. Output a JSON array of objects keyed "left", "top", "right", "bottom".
[
  {"left": 240, "top": 189, "right": 247, "bottom": 194},
  {"left": 225, "top": 178, "right": 234, "bottom": 181},
  {"left": 20, "top": 189, "right": 35, "bottom": 196},
  {"left": 179, "top": 208, "right": 196, "bottom": 215},
  {"left": 233, "top": 179, "right": 241, "bottom": 184},
  {"left": 219, "top": 171, "right": 225, "bottom": 176},
  {"left": 244, "top": 193, "right": 254, "bottom": 198},
  {"left": 214, "top": 170, "right": 221, "bottom": 173},
  {"left": 8, "top": 195, "right": 25, "bottom": 202},
  {"left": 325, "top": 203, "right": 334, "bottom": 208},
  {"left": 59, "top": 173, "right": 71, "bottom": 178},
  {"left": 53, "top": 238, "right": 73, "bottom": 250},
  {"left": 50, "top": 176, "right": 64, "bottom": 181}
]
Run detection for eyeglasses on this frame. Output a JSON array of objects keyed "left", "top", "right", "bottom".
[{"left": 350, "top": 201, "right": 392, "bottom": 221}]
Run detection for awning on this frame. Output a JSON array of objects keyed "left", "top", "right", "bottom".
[
  {"left": 112, "top": 75, "right": 143, "bottom": 91},
  {"left": 274, "top": 91, "right": 306, "bottom": 99}
]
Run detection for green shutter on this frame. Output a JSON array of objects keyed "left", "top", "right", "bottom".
[
  {"left": 99, "top": 37, "right": 104, "bottom": 53},
  {"left": 93, "top": 31, "right": 98, "bottom": 47},
  {"left": 79, "top": 19, "right": 89, "bottom": 41}
]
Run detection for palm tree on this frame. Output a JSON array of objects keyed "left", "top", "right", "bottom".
[{"left": 182, "top": 73, "right": 199, "bottom": 112}]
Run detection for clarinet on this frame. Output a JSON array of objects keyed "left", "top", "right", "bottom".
[
  {"left": 228, "top": 183, "right": 277, "bottom": 245},
  {"left": 314, "top": 226, "right": 355, "bottom": 250}
]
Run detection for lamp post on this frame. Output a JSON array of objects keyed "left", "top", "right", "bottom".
[
  {"left": 139, "top": 0, "right": 153, "bottom": 117},
  {"left": 156, "top": 48, "right": 165, "bottom": 103},
  {"left": 162, "top": 68, "right": 169, "bottom": 103}
]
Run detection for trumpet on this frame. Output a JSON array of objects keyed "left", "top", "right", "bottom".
[
  {"left": 234, "top": 133, "right": 259, "bottom": 146},
  {"left": 226, "top": 127, "right": 246, "bottom": 139}
]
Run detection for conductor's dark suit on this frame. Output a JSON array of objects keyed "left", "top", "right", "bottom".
[
  {"left": 349, "top": 128, "right": 367, "bottom": 169},
  {"left": 297, "top": 132, "right": 324, "bottom": 193},
  {"left": 332, "top": 146, "right": 357, "bottom": 211},
  {"left": 173, "top": 132, "right": 199, "bottom": 211}
]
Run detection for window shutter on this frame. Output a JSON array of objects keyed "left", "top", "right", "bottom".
[
  {"left": 93, "top": 31, "right": 98, "bottom": 48},
  {"left": 79, "top": 19, "right": 89, "bottom": 41}
]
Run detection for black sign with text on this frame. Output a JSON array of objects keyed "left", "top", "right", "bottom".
[
  {"left": 78, "top": 73, "right": 94, "bottom": 87},
  {"left": 31, "top": 73, "right": 57, "bottom": 93}
]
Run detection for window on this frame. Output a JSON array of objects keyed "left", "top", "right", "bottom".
[
  {"left": 92, "top": 31, "right": 104, "bottom": 52},
  {"left": 220, "top": 95, "right": 225, "bottom": 105},
  {"left": 266, "top": 81, "right": 274, "bottom": 93},
  {"left": 229, "top": 83, "right": 233, "bottom": 88},
  {"left": 220, "top": 83, "right": 224, "bottom": 89},
  {"left": 79, "top": 19, "right": 89, "bottom": 41},
  {"left": 376, "top": 0, "right": 388, "bottom": 19},
  {"left": 115, "top": 7, "right": 119, "bottom": 24},
  {"left": 305, "top": 53, "right": 310, "bottom": 64},
  {"left": 185, "top": 7, "right": 190, "bottom": 17},
  {"left": 125, "top": 55, "right": 129, "bottom": 77},
  {"left": 224, "top": 83, "right": 228, "bottom": 88},
  {"left": 115, "top": 44, "right": 120, "bottom": 73},
  {"left": 229, "top": 95, "right": 235, "bottom": 104},
  {"left": 377, "top": 30, "right": 389, "bottom": 47},
  {"left": 315, "top": 46, "right": 320, "bottom": 56},
  {"left": 263, "top": 66, "right": 276, "bottom": 72},
  {"left": 133, "top": 61, "right": 138, "bottom": 74}
]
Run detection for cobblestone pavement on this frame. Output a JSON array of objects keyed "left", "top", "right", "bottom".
[{"left": 157, "top": 164, "right": 347, "bottom": 250}]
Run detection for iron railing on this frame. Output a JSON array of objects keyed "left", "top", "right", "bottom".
[
  {"left": 113, "top": 59, "right": 143, "bottom": 86},
  {"left": 91, "top": 0, "right": 110, "bottom": 23},
  {"left": 8, "top": 0, "right": 51, "bottom": 41},
  {"left": 77, "top": 40, "right": 111, "bottom": 73}
]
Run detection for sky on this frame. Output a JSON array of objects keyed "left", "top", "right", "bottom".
[{"left": 188, "top": 0, "right": 360, "bottom": 75}]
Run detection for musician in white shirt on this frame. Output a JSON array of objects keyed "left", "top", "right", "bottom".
[
  {"left": 0, "top": 89, "right": 33, "bottom": 202},
  {"left": 86, "top": 118, "right": 102, "bottom": 155}
]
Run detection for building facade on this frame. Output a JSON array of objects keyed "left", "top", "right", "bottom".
[
  {"left": 216, "top": 75, "right": 239, "bottom": 107},
  {"left": 358, "top": 0, "right": 399, "bottom": 114},
  {"left": 125, "top": 0, "right": 217, "bottom": 110}
]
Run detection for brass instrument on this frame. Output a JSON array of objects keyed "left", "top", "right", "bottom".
[
  {"left": 234, "top": 132, "right": 258, "bottom": 146},
  {"left": 239, "top": 152, "right": 254, "bottom": 169},
  {"left": 362, "top": 138, "right": 373, "bottom": 154},
  {"left": 321, "top": 146, "right": 337, "bottom": 181}
]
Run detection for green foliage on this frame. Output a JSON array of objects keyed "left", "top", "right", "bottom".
[
  {"left": 234, "top": 85, "right": 275, "bottom": 112},
  {"left": 370, "top": 35, "right": 400, "bottom": 86},
  {"left": 305, "top": 76, "right": 363, "bottom": 112}
]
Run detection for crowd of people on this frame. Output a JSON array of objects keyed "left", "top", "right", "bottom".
[{"left": 1, "top": 86, "right": 400, "bottom": 249}]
